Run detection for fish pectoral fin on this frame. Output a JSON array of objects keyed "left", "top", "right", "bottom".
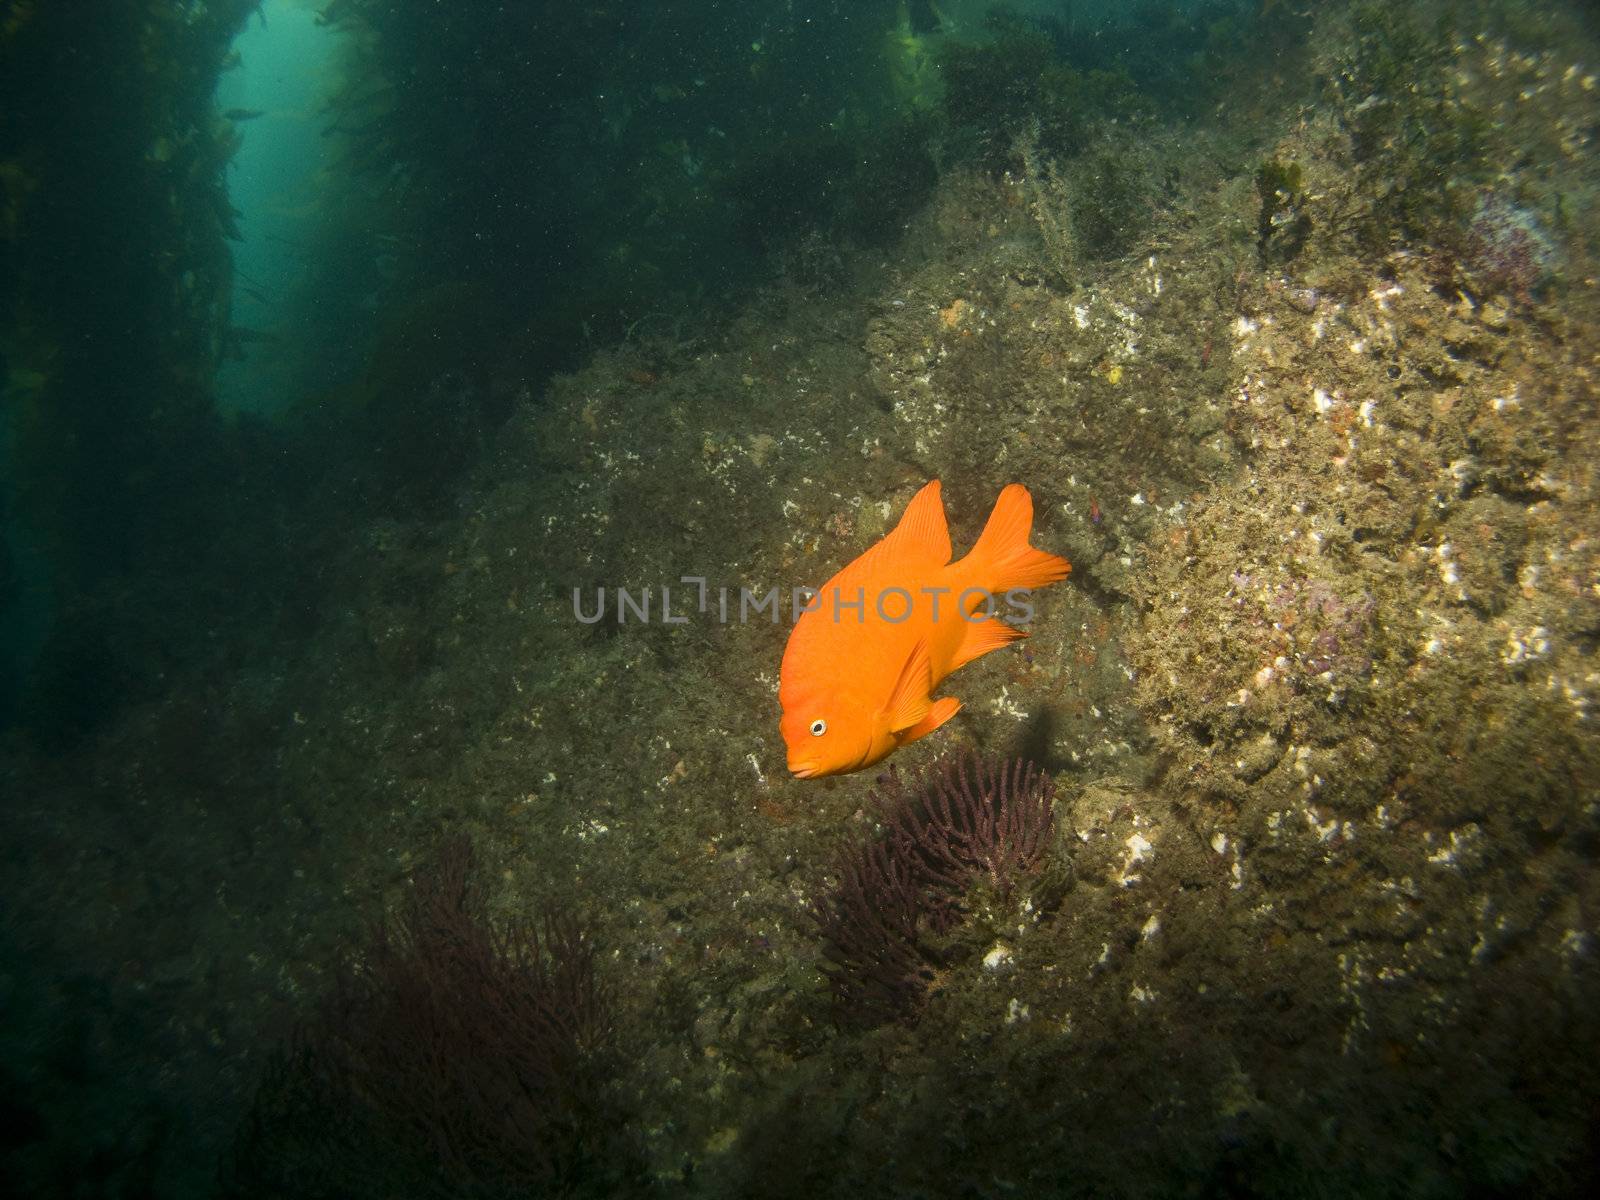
[
  {"left": 949, "top": 616, "right": 1027, "bottom": 672},
  {"left": 884, "top": 640, "right": 933, "bottom": 732},
  {"left": 899, "top": 696, "right": 962, "bottom": 744}
]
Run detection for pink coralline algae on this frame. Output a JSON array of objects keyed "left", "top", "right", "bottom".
[
  {"left": 1462, "top": 192, "right": 1558, "bottom": 301},
  {"left": 1230, "top": 573, "right": 1378, "bottom": 691}
]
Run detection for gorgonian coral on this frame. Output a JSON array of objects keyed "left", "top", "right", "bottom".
[
  {"left": 813, "top": 754, "right": 1057, "bottom": 1028},
  {"left": 225, "top": 836, "right": 636, "bottom": 1198}
]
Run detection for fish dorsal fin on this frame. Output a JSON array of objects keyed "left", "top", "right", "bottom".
[
  {"left": 883, "top": 639, "right": 933, "bottom": 733},
  {"left": 852, "top": 481, "right": 951, "bottom": 579}
]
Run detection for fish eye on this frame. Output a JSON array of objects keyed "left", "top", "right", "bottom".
[{"left": 809, "top": 718, "right": 827, "bottom": 737}]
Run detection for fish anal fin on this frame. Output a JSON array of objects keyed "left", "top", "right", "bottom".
[
  {"left": 884, "top": 640, "right": 933, "bottom": 732},
  {"left": 950, "top": 616, "right": 1027, "bottom": 672},
  {"left": 899, "top": 696, "right": 961, "bottom": 745}
]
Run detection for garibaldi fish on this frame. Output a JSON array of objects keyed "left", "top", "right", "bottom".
[{"left": 779, "top": 481, "right": 1070, "bottom": 778}]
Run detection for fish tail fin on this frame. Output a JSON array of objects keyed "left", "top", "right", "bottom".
[{"left": 967, "top": 484, "right": 1071, "bottom": 595}]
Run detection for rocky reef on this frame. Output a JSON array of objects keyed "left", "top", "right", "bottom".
[{"left": 1, "top": 1, "right": 1598, "bottom": 1197}]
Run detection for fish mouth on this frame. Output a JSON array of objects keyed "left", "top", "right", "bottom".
[{"left": 788, "top": 758, "right": 821, "bottom": 779}]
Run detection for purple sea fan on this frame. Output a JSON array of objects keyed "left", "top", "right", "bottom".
[
  {"left": 813, "top": 753, "right": 1057, "bottom": 1028},
  {"left": 323, "top": 837, "right": 615, "bottom": 1188},
  {"left": 225, "top": 836, "right": 634, "bottom": 1197},
  {"left": 814, "top": 835, "right": 940, "bottom": 1027},
  {"left": 879, "top": 754, "right": 1057, "bottom": 905}
]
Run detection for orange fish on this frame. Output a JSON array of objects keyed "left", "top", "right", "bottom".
[{"left": 780, "top": 481, "right": 1070, "bottom": 779}]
